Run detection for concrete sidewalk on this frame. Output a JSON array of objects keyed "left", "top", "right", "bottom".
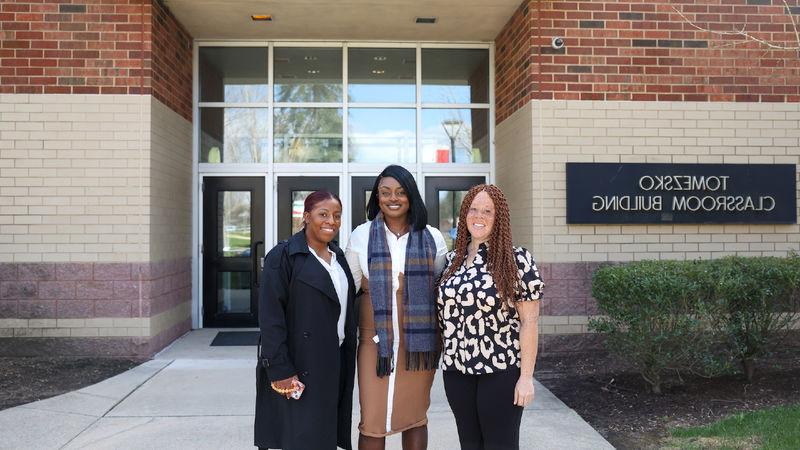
[{"left": 0, "top": 330, "right": 614, "bottom": 449}]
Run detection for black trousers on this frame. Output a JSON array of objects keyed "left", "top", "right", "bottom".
[{"left": 443, "top": 368, "right": 524, "bottom": 450}]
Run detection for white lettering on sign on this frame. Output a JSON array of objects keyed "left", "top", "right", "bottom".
[
  {"left": 591, "top": 173, "right": 778, "bottom": 215},
  {"left": 672, "top": 195, "right": 776, "bottom": 212},
  {"left": 638, "top": 175, "right": 730, "bottom": 192},
  {"left": 592, "top": 195, "right": 662, "bottom": 212}
]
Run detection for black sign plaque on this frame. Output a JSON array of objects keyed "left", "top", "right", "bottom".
[{"left": 566, "top": 163, "right": 797, "bottom": 224}]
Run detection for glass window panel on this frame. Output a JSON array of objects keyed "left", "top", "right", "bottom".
[
  {"left": 422, "top": 48, "right": 489, "bottom": 104},
  {"left": 439, "top": 190, "right": 467, "bottom": 250},
  {"left": 291, "top": 191, "right": 313, "bottom": 235},
  {"left": 421, "top": 109, "right": 489, "bottom": 163},
  {"left": 348, "top": 48, "right": 415, "bottom": 103},
  {"left": 274, "top": 47, "right": 343, "bottom": 103},
  {"left": 200, "top": 108, "right": 268, "bottom": 163},
  {"left": 348, "top": 108, "right": 415, "bottom": 163},
  {"left": 217, "top": 272, "right": 251, "bottom": 313},
  {"left": 218, "top": 191, "right": 251, "bottom": 257},
  {"left": 199, "top": 47, "right": 268, "bottom": 103},
  {"left": 274, "top": 108, "right": 343, "bottom": 163}
]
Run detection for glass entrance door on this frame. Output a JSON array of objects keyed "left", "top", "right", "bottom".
[
  {"left": 350, "top": 176, "right": 374, "bottom": 230},
  {"left": 425, "top": 176, "right": 486, "bottom": 250},
  {"left": 202, "top": 177, "right": 265, "bottom": 327},
  {"left": 276, "top": 177, "right": 340, "bottom": 241}
]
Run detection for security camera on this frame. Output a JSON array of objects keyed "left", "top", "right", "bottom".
[{"left": 551, "top": 37, "right": 565, "bottom": 50}]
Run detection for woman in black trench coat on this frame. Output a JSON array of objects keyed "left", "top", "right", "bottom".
[{"left": 255, "top": 191, "right": 358, "bottom": 450}]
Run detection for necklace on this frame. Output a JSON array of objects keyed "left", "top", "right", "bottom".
[{"left": 388, "top": 224, "right": 407, "bottom": 238}]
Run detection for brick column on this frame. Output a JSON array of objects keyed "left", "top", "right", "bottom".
[{"left": 0, "top": 0, "right": 193, "bottom": 356}]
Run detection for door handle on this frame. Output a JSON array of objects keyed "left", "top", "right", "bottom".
[{"left": 252, "top": 240, "right": 264, "bottom": 287}]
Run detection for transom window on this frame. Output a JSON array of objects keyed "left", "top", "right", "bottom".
[{"left": 198, "top": 44, "right": 491, "bottom": 165}]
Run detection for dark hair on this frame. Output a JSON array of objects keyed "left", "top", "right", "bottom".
[
  {"left": 366, "top": 165, "right": 428, "bottom": 231},
  {"left": 304, "top": 190, "right": 342, "bottom": 213}
]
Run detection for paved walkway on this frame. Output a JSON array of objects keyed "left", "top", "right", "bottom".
[{"left": 0, "top": 329, "right": 614, "bottom": 449}]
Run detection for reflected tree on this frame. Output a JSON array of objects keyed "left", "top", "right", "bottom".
[{"left": 274, "top": 82, "right": 343, "bottom": 162}]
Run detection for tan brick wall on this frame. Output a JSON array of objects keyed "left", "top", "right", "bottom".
[
  {"left": 150, "top": 98, "right": 192, "bottom": 262},
  {"left": 500, "top": 100, "right": 800, "bottom": 263},
  {"left": 0, "top": 94, "right": 192, "bottom": 352},
  {"left": 496, "top": 102, "right": 535, "bottom": 248},
  {"left": 0, "top": 93, "right": 151, "bottom": 263},
  {"left": 0, "top": 301, "right": 191, "bottom": 339},
  {"left": 0, "top": 94, "right": 192, "bottom": 264}
]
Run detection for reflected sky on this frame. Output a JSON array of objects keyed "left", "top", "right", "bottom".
[
  {"left": 421, "top": 109, "right": 488, "bottom": 163},
  {"left": 348, "top": 109, "right": 415, "bottom": 163},
  {"left": 349, "top": 84, "right": 415, "bottom": 103}
]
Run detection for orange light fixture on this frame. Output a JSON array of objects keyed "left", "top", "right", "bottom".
[{"left": 251, "top": 14, "right": 273, "bottom": 21}]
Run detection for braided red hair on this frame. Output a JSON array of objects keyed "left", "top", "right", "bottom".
[{"left": 440, "top": 184, "right": 519, "bottom": 303}]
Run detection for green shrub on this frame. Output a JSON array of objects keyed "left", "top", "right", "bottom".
[
  {"left": 589, "top": 260, "right": 718, "bottom": 394},
  {"left": 590, "top": 256, "right": 800, "bottom": 393},
  {"left": 707, "top": 255, "right": 800, "bottom": 382}
]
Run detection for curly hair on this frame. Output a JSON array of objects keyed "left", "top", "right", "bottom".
[{"left": 440, "top": 184, "right": 520, "bottom": 304}]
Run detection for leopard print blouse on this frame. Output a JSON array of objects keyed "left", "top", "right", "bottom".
[{"left": 436, "top": 244, "right": 544, "bottom": 374}]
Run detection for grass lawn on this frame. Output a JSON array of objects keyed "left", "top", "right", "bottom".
[
  {"left": 666, "top": 404, "right": 800, "bottom": 450},
  {"left": 227, "top": 233, "right": 250, "bottom": 246}
]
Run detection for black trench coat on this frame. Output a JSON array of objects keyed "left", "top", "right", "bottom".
[{"left": 255, "top": 230, "right": 358, "bottom": 450}]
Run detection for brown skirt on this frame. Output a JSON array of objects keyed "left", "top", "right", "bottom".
[{"left": 357, "top": 274, "right": 436, "bottom": 437}]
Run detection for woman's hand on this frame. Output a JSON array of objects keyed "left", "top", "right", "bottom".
[
  {"left": 513, "top": 376, "right": 535, "bottom": 407},
  {"left": 271, "top": 375, "right": 300, "bottom": 399}
]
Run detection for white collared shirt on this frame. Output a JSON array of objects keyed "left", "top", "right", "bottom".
[
  {"left": 344, "top": 222, "right": 448, "bottom": 292},
  {"left": 308, "top": 246, "right": 349, "bottom": 346}
]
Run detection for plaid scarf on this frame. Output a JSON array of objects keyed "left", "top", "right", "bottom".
[{"left": 368, "top": 213, "right": 439, "bottom": 377}]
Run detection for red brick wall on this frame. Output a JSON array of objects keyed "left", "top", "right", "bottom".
[
  {"left": 0, "top": 0, "right": 192, "bottom": 120},
  {"left": 496, "top": 0, "right": 800, "bottom": 122},
  {"left": 496, "top": 1, "right": 534, "bottom": 124},
  {"left": 150, "top": 0, "right": 192, "bottom": 121}
]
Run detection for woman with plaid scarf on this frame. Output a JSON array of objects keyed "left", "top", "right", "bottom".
[{"left": 345, "top": 165, "right": 448, "bottom": 450}]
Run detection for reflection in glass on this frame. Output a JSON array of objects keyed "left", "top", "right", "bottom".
[
  {"left": 199, "top": 47, "right": 268, "bottom": 103},
  {"left": 422, "top": 48, "right": 489, "bottom": 104},
  {"left": 218, "top": 191, "right": 251, "bottom": 257},
  {"left": 439, "top": 190, "right": 467, "bottom": 250},
  {"left": 291, "top": 191, "right": 313, "bottom": 235},
  {"left": 274, "top": 47, "right": 342, "bottom": 103},
  {"left": 421, "top": 109, "right": 489, "bottom": 163},
  {"left": 348, "top": 109, "right": 415, "bottom": 163},
  {"left": 348, "top": 48, "right": 415, "bottom": 103},
  {"left": 274, "top": 108, "right": 343, "bottom": 162},
  {"left": 200, "top": 108, "right": 268, "bottom": 163},
  {"left": 217, "top": 272, "right": 251, "bottom": 313}
]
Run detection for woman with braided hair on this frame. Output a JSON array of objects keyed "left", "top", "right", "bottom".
[{"left": 436, "top": 184, "right": 545, "bottom": 450}]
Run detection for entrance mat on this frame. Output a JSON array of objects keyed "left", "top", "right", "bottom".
[{"left": 210, "top": 331, "right": 260, "bottom": 347}]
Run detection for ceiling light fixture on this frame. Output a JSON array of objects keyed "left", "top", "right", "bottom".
[
  {"left": 304, "top": 56, "right": 318, "bottom": 61},
  {"left": 371, "top": 69, "right": 385, "bottom": 75},
  {"left": 415, "top": 17, "right": 436, "bottom": 24},
  {"left": 251, "top": 14, "right": 272, "bottom": 21},
  {"left": 373, "top": 56, "right": 387, "bottom": 61},
  {"left": 307, "top": 69, "right": 320, "bottom": 74}
]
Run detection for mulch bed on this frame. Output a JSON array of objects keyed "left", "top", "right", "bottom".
[
  {"left": 0, "top": 357, "right": 146, "bottom": 411},
  {"left": 536, "top": 344, "right": 800, "bottom": 449}
]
